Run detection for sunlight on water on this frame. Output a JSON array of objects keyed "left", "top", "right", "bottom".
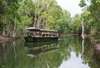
[{"left": 59, "top": 51, "right": 90, "bottom": 68}]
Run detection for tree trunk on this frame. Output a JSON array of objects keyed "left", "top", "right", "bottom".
[{"left": 81, "top": 20, "right": 85, "bottom": 39}]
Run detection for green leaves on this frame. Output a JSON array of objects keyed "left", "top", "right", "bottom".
[
  {"left": 79, "top": 0, "right": 86, "bottom": 7},
  {"left": 0, "top": 0, "right": 72, "bottom": 36},
  {"left": 81, "top": 0, "right": 100, "bottom": 34}
]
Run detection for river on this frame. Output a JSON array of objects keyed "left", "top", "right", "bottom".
[{"left": 0, "top": 36, "right": 100, "bottom": 68}]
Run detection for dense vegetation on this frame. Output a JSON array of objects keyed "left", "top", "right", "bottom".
[
  {"left": 79, "top": 0, "right": 100, "bottom": 35},
  {"left": 0, "top": 0, "right": 71, "bottom": 37},
  {"left": 0, "top": 0, "right": 100, "bottom": 37}
]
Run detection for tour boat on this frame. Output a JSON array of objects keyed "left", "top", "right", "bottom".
[{"left": 24, "top": 27, "right": 59, "bottom": 42}]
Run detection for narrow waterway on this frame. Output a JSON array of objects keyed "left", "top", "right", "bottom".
[{"left": 0, "top": 36, "right": 100, "bottom": 68}]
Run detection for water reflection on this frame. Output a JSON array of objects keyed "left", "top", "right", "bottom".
[
  {"left": 0, "top": 36, "right": 100, "bottom": 68},
  {"left": 25, "top": 41, "right": 59, "bottom": 57},
  {"left": 59, "top": 51, "right": 89, "bottom": 68},
  {"left": 82, "top": 39, "right": 85, "bottom": 56}
]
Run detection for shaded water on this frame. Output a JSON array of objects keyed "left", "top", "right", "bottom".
[{"left": 0, "top": 36, "right": 100, "bottom": 68}]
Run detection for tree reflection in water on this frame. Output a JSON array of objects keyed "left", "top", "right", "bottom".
[{"left": 0, "top": 36, "right": 100, "bottom": 68}]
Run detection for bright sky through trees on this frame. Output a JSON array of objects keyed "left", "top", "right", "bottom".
[{"left": 56, "top": 0, "right": 82, "bottom": 17}]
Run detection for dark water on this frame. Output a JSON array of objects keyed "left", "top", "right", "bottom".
[{"left": 0, "top": 36, "right": 100, "bottom": 68}]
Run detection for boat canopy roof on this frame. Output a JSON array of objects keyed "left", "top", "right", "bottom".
[
  {"left": 26, "top": 27, "right": 40, "bottom": 31},
  {"left": 26, "top": 27, "right": 57, "bottom": 32},
  {"left": 40, "top": 29, "right": 57, "bottom": 32}
]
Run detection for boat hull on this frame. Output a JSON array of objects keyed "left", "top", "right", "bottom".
[{"left": 24, "top": 36, "right": 58, "bottom": 42}]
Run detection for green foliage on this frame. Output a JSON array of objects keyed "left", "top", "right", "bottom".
[
  {"left": 0, "top": 0, "right": 71, "bottom": 36},
  {"left": 79, "top": 0, "right": 100, "bottom": 35},
  {"left": 55, "top": 10, "right": 71, "bottom": 32},
  {"left": 79, "top": 0, "right": 86, "bottom": 7},
  {"left": 71, "top": 15, "right": 81, "bottom": 33}
]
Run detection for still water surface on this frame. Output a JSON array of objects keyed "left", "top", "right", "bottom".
[{"left": 0, "top": 36, "right": 100, "bottom": 68}]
